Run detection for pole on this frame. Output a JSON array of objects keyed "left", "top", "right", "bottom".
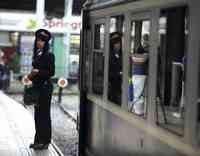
[{"left": 58, "top": 87, "right": 63, "bottom": 103}]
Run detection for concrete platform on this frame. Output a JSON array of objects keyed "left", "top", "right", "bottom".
[{"left": 0, "top": 91, "right": 62, "bottom": 156}]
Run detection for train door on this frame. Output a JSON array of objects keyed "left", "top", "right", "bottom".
[
  {"left": 78, "top": 12, "right": 108, "bottom": 156},
  {"left": 155, "top": 4, "right": 200, "bottom": 148},
  {"left": 83, "top": 18, "right": 108, "bottom": 155},
  {"left": 155, "top": 6, "right": 189, "bottom": 136},
  {"left": 186, "top": 0, "right": 200, "bottom": 147}
]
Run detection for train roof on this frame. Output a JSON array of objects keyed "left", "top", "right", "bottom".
[
  {"left": 83, "top": 0, "right": 138, "bottom": 9},
  {"left": 84, "top": 0, "right": 187, "bottom": 10}
]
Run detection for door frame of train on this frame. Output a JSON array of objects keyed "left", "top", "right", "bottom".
[
  {"left": 78, "top": 9, "right": 89, "bottom": 156},
  {"left": 184, "top": 0, "right": 200, "bottom": 146}
]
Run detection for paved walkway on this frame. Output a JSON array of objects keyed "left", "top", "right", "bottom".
[
  {"left": 58, "top": 95, "right": 79, "bottom": 122},
  {"left": 0, "top": 91, "right": 61, "bottom": 156}
]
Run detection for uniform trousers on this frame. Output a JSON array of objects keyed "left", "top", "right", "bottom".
[{"left": 34, "top": 83, "right": 53, "bottom": 144}]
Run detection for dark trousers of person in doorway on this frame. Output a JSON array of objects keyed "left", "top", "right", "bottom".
[{"left": 34, "top": 83, "right": 53, "bottom": 145}]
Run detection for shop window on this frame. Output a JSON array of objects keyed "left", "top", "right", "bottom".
[
  {"left": 20, "top": 34, "right": 35, "bottom": 75},
  {"left": 70, "top": 35, "right": 80, "bottom": 55},
  {"left": 156, "top": 7, "right": 188, "bottom": 136},
  {"left": 128, "top": 19, "right": 150, "bottom": 117},
  {"left": 69, "top": 35, "right": 80, "bottom": 81},
  {"left": 108, "top": 16, "right": 124, "bottom": 106},
  {"left": 92, "top": 24, "right": 105, "bottom": 95}
]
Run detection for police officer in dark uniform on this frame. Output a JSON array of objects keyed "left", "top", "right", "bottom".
[
  {"left": 27, "top": 29, "right": 55, "bottom": 150},
  {"left": 108, "top": 32, "right": 122, "bottom": 105}
]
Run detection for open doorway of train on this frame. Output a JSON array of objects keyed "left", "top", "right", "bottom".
[{"left": 156, "top": 6, "right": 188, "bottom": 136}]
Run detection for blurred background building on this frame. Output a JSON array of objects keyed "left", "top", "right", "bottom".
[{"left": 0, "top": 0, "right": 86, "bottom": 92}]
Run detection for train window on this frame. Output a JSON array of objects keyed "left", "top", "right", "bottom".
[
  {"left": 110, "top": 16, "right": 124, "bottom": 33},
  {"left": 156, "top": 7, "right": 188, "bottom": 136},
  {"left": 92, "top": 24, "right": 105, "bottom": 95},
  {"left": 128, "top": 19, "right": 150, "bottom": 117},
  {"left": 94, "top": 24, "right": 105, "bottom": 50},
  {"left": 108, "top": 15, "right": 124, "bottom": 105}
]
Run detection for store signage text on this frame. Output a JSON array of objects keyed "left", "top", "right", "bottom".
[
  {"left": 0, "top": 13, "right": 82, "bottom": 32},
  {"left": 43, "top": 19, "right": 81, "bottom": 30}
]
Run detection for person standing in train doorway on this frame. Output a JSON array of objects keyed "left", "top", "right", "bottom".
[
  {"left": 25, "top": 29, "right": 55, "bottom": 150},
  {"left": 108, "top": 32, "right": 122, "bottom": 105},
  {"left": 131, "top": 34, "right": 149, "bottom": 115}
]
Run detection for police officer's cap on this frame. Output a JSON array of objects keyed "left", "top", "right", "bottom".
[{"left": 35, "top": 29, "right": 51, "bottom": 42}]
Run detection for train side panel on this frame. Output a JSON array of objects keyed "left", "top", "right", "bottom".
[{"left": 84, "top": 101, "right": 187, "bottom": 156}]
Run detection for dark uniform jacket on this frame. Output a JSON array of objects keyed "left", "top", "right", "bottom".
[{"left": 31, "top": 51, "right": 55, "bottom": 88}]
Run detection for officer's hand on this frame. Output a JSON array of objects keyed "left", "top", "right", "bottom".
[
  {"left": 22, "top": 75, "right": 32, "bottom": 85},
  {"left": 27, "top": 69, "right": 39, "bottom": 80}
]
